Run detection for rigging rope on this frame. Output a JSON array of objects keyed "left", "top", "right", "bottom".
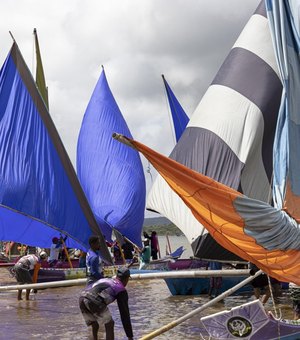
[{"left": 146, "top": 161, "right": 153, "bottom": 184}]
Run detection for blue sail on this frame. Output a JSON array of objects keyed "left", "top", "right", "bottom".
[
  {"left": 0, "top": 42, "right": 112, "bottom": 264},
  {"left": 267, "top": 0, "right": 300, "bottom": 221},
  {"left": 162, "top": 75, "right": 189, "bottom": 142},
  {"left": 76, "top": 68, "right": 146, "bottom": 248}
]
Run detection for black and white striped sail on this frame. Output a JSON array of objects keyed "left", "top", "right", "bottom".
[{"left": 147, "top": 1, "right": 283, "bottom": 260}]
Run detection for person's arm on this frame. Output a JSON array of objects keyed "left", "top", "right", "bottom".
[
  {"left": 117, "top": 290, "right": 133, "bottom": 339},
  {"left": 57, "top": 235, "right": 68, "bottom": 247},
  {"left": 32, "top": 263, "right": 41, "bottom": 283}
]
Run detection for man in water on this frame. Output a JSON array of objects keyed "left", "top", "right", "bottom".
[
  {"left": 12, "top": 251, "right": 48, "bottom": 300},
  {"left": 86, "top": 236, "right": 104, "bottom": 285},
  {"left": 79, "top": 266, "right": 133, "bottom": 340}
]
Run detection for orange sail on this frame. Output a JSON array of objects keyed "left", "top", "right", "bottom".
[{"left": 114, "top": 134, "right": 300, "bottom": 285}]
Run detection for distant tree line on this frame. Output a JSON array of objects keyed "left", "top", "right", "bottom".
[{"left": 143, "top": 223, "right": 183, "bottom": 236}]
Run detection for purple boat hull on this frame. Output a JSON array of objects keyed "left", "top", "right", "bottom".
[{"left": 201, "top": 300, "right": 300, "bottom": 339}]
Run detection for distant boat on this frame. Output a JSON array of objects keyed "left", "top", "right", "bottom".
[
  {"left": 76, "top": 67, "right": 146, "bottom": 248},
  {"left": 0, "top": 38, "right": 112, "bottom": 265}
]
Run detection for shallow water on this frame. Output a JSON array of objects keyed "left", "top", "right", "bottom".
[
  {"left": 0, "top": 236, "right": 295, "bottom": 339},
  {"left": 0, "top": 268, "right": 295, "bottom": 340}
]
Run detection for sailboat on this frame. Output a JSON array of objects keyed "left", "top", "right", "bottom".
[
  {"left": 0, "top": 38, "right": 112, "bottom": 270},
  {"left": 76, "top": 66, "right": 146, "bottom": 250},
  {"left": 114, "top": 0, "right": 300, "bottom": 337}
]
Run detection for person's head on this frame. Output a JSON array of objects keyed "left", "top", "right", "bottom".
[
  {"left": 89, "top": 236, "right": 101, "bottom": 251},
  {"left": 114, "top": 248, "right": 121, "bottom": 256},
  {"left": 52, "top": 237, "right": 59, "bottom": 244},
  {"left": 151, "top": 231, "right": 157, "bottom": 236},
  {"left": 116, "top": 266, "right": 131, "bottom": 286},
  {"left": 143, "top": 239, "right": 149, "bottom": 246},
  {"left": 39, "top": 251, "right": 48, "bottom": 261}
]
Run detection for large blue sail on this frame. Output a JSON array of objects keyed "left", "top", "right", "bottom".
[
  {"left": 267, "top": 0, "right": 300, "bottom": 221},
  {"left": 0, "top": 43, "right": 112, "bottom": 264},
  {"left": 162, "top": 75, "right": 189, "bottom": 142},
  {"left": 76, "top": 68, "right": 146, "bottom": 248}
]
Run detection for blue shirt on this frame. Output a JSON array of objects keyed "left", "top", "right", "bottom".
[{"left": 86, "top": 249, "right": 103, "bottom": 283}]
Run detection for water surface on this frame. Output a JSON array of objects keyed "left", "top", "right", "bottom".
[{"left": 0, "top": 235, "right": 294, "bottom": 339}]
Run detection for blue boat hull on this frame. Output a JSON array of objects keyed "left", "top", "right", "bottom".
[{"left": 164, "top": 276, "right": 252, "bottom": 296}]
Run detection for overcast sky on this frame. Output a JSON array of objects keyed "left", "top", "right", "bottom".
[{"left": 0, "top": 0, "right": 261, "bottom": 216}]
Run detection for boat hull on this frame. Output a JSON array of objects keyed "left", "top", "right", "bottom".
[
  {"left": 201, "top": 300, "right": 300, "bottom": 339},
  {"left": 164, "top": 275, "right": 252, "bottom": 296},
  {"left": 37, "top": 267, "right": 86, "bottom": 283}
]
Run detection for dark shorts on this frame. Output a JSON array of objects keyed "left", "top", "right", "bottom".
[
  {"left": 14, "top": 265, "right": 33, "bottom": 284},
  {"left": 210, "top": 277, "right": 222, "bottom": 289},
  {"left": 79, "top": 296, "right": 111, "bottom": 326},
  {"left": 251, "top": 274, "right": 268, "bottom": 288}
]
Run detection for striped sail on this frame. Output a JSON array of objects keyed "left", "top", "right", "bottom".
[{"left": 147, "top": 1, "right": 283, "bottom": 261}]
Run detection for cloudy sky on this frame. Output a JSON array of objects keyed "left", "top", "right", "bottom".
[{"left": 0, "top": 0, "right": 261, "bottom": 216}]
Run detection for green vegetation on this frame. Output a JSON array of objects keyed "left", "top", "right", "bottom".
[{"left": 143, "top": 224, "right": 183, "bottom": 236}]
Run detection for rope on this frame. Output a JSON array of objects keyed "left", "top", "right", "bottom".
[
  {"left": 267, "top": 275, "right": 279, "bottom": 318},
  {"left": 146, "top": 162, "right": 153, "bottom": 184}
]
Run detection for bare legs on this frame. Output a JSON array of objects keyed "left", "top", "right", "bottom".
[
  {"left": 25, "top": 289, "right": 31, "bottom": 300},
  {"left": 91, "top": 321, "right": 99, "bottom": 340},
  {"left": 105, "top": 320, "right": 115, "bottom": 340},
  {"left": 253, "top": 287, "right": 271, "bottom": 305},
  {"left": 91, "top": 320, "right": 115, "bottom": 340},
  {"left": 17, "top": 288, "right": 31, "bottom": 300}
]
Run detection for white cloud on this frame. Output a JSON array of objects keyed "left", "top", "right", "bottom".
[{"left": 0, "top": 0, "right": 261, "bottom": 216}]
